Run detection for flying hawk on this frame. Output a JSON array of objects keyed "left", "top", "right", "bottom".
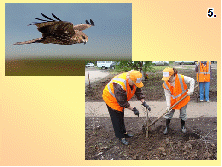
[{"left": 14, "top": 13, "right": 94, "bottom": 45}]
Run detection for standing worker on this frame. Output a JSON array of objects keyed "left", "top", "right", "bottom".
[
  {"left": 103, "top": 70, "right": 151, "bottom": 145},
  {"left": 195, "top": 61, "right": 211, "bottom": 102},
  {"left": 162, "top": 67, "right": 195, "bottom": 134}
]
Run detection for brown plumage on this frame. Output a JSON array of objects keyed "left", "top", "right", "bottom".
[{"left": 14, "top": 13, "right": 95, "bottom": 45}]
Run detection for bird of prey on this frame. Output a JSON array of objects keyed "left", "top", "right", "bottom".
[{"left": 14, "top": 13, "right": 95, "bottom": 45}]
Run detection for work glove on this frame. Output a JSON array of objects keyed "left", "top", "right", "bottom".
[
  {"left": 132, "top": 107, "right": 139, "bottom": 117},
  {"left": 166, "top": 106, "right": 171, "bottom": 114},
  {"left": 142, "top": 101, "right": 151, "bottom": 111},
  {"left": 166, "top": 106, "right": 170, "bottom": 112},
  {"left": 187, "top": 89, "right": 193, "bottom": 96}
]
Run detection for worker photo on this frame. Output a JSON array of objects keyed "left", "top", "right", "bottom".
[
  {"left": 85, "top": 61, "right": 217, "bottom": 160},
  {"left": 102, "top": 70, "right": 151, "bottom": 145},
  {"left": 195, "top": 61, "right": 211, "bottom": 102},
  {"left": 162, "top": 67, "right": 195, "bottom": 135}
]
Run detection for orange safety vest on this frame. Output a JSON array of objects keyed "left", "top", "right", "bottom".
[
  {"left": 102, "top": 72, "right": 136, "bottom": 111},
  {"left": 163, "top": 74, "right": 190, "bottom": 110},
  {"left": 197, "top": 61, "right": 211, "bottom": 82}
]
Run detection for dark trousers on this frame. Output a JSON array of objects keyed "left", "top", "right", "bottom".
[{"left": 106, "top": 104, "right": 126, "bottom": 139}]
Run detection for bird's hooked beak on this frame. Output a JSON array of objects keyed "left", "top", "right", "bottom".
[{"left": 83, "top": 39, "right": 87, "bottom": 45}]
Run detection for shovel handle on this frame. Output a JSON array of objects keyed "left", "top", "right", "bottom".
[
  {"left": 148, "top": 85, "right": 198, "bottom": 127},
  {"left": 148, "top": 94, "right": 188, "bottom": 127},
  {"left": 169, "top": 94, "right": 188, "bottom": 109}
]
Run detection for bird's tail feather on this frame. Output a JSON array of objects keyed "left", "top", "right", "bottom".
[{"left": 13, "top": 38, "right": 43, "bottom": 45}]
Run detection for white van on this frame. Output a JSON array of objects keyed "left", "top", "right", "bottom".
[{"left": 97, "top": 61, "right": 113, "bottom": 69}]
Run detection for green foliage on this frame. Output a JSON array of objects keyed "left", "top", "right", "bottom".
[
  {"left": 115, "top": 61, "right": 153, "bottom": 72},
  {"left": 169, "top": 61, "right": 174, "bottom": 65},
  {"left": 114, "top": 61, "right": 155, "bottom": 79},
  {"left": 152, "top": 65, "right": 171, "bottom": 71},
  {"left": 115, "top": 61, "right": 134, "bottom": 72},
  {"left": 142, "top": 61, "right": 155, "bottom": 73}
]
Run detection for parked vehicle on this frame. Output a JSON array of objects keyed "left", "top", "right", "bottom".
[
  {"left": 85, "top": 63, "right": 94, "bottom": 67},
  {"left": 97, "top": 61, "right": 114, "bottom": 69},
  {"left": 152, "top": 61, "right": 169, "bottom": 66},
  {"left": 110, "top": 62, "right": 120, "bottom": 69},
  {"left": 175, "top": 61, "right": 196, "bottom": 65}
]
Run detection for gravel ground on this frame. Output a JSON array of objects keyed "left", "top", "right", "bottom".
[{"left": 85, "top": 67, "right": 110, "bottom": 85}]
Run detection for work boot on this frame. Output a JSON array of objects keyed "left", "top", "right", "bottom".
[
  {"left": 181, "top": 119, "right": 186, "bottom": 133},
  {"left": 124, "top": 132, "right": 134, "bottom": 138},
  {"left": 120, "top": 138, "right": 129, "bottom": 145},
  {"left": 163, "top": 119, "right": 171, "bottom": 135}
]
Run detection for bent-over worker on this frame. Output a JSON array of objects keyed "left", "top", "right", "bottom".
[
  {"left": 103, "top": 70, "right": 151, "bottom": 145},
  {"left": 162, "top": 67, "right": 195, "bottom": 134}
]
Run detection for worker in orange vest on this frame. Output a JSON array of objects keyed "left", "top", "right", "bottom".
[
  {"left": 103, "top": 70, "right": 151, "bottom": 145},
  {"left": 195, "top": 61, "right": 211, "bottom": 102},
  {"left": 162, "top": 67, "right": 195, "bottom": 134}
]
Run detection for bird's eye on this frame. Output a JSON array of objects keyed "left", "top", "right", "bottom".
[{"left": 82, "top": 36, "right": 86, "bottom": 39}]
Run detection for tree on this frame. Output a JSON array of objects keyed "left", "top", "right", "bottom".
[{"left": 115, "top": 61, "right": 154, "bottom": 79}]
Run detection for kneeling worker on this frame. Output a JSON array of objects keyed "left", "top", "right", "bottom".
[
  {"left": 103, "top": 70, "right": 151, "bottom": 145},
  {"left": 162, "top": 67, "right": 195, "bottom": 134}
]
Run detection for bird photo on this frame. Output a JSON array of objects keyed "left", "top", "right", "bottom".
[
  {"left": 5, "top": 3, "right": 132, "bottom": 76},
  {"left": 14, "top": 13, "right": 95, "bottom": 45}
]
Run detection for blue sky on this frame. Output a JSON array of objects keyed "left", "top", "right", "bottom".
[{"left": 5, "top": 3, "right": 132, "bottom": 60}]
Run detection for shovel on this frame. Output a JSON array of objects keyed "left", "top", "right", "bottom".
[
  {"left": 143, "top": 85, "right": 198, "bottom": 137},
  {"left": 142, "top": 95, "right": 187, "bottom": 137},
  {"left": 147, "top": 94, "right": 189, "bottom": 128}
]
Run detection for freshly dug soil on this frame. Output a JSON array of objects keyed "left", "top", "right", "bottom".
[
  {"left": 85, "top": 65, "right": 217, "bottom": 160},
  {"left": 85, "top": 117, "right": 217, "bottom": 160}
]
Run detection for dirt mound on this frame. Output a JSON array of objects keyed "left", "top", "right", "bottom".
[{"left": 85, "top": 117, "right": 217, "bottom": 160}]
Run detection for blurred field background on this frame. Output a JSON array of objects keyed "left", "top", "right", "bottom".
[{"left": 5, "top": 57, "right": 85, "bottom": 76}]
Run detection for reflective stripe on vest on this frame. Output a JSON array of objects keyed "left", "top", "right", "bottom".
[
  {"left": 198, "top": 61, "right": 211, "bottom": 74},
  {"left": 163, "top": 74, "right": 187, "bottom": 99},
  {"left": 107, "top": 77, "right": 127, "bottom": 98}
]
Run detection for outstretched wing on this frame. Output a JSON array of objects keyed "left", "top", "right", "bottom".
[
  {"left": 73, "top": 19, "right": 95, "bottom": 31},
  {"left": 25, "top": 13, "right": 94, "bottom": 45},
  {"left": 31, "top": 13, "right": 76, "bottom": 38},
  {"left": 36, "top": 21, "right": 75, "bottom": 38}
]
